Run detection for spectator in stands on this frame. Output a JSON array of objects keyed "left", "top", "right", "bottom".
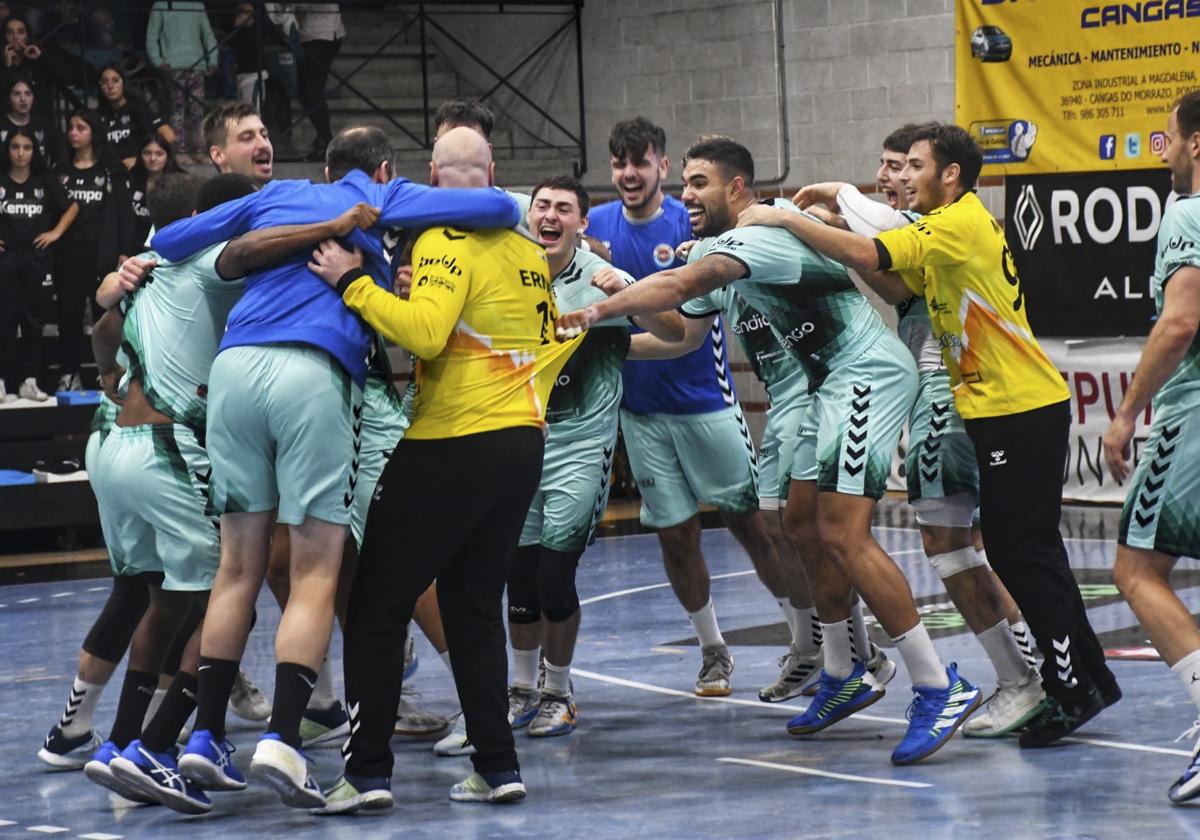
[
  {"left": 228, "top": 2, "right": 271, "bottom": 110},
  {"left": 54, "top": 111, "right": 130, "bottom": 392},
  {"left": 0, "top": 77, "right": 64, "bottom": 168},
  {"left": 146, "top": 0, "right": 217, "bottom": 156},
  {"left": 96, "top": 63, "right": 175, "bottom": 170},
  {"left": 0, "top": 127, "right": 77, "bottom": 402},
  {"left": 296, "top": 2, "right": 343, "bottom": 161},
  {"left": 117, "top": 133, "right": 182, "bottom": 258}
]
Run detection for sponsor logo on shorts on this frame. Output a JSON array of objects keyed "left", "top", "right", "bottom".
[
  {"left": 989, "top": 449, "right": 1007, "bottom": 466},
  {"left": 637, "top": 477, "right": 655, "bottom": 488}
]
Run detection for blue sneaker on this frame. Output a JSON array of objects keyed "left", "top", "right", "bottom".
[
  {"left": 82, "top": 740, "right": 155, "bottom": 803},
  {"left": 250, "top": 732, "right": 324, "bottom": 809},
  {"left": 38, "top": 724, "right": 101, "bottom": 769},
  {"left": 786, "top": 662, "right": 885, "bottom": 736},
  {"left": 891, "top": 664, "right": 983, "bottom": 766},
  {"left": 179, "top": 729, "right": 246, "bottom": 791},
  {"left": 109, "top": 740, "right": 213, "bottom": 814}
]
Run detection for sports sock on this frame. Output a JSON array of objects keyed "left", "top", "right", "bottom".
[
  {"left": 849, "top": 601, "right": 872, "bottom": 662},
  {"left": 977, "top": 619, "right": 1029, "bottom": 686},
  {"left": 1010, "top": 619, "right": 1038, "bottom": 669},
  {"left": 307, "top": 656, "right": 337, "bottom": 711},
  {"left": 59, "top": 674, "right": 105, "bottom": 738},
  {"left": 511, "top": 648, "right": 540, "bottom": 691},
  {"left": 892, "top": 623, "right": 949, "bottom": 689},
  {"left": 108, "top": 669, "right": 159, "bottom": 748},
  {"left": 688, "top": 599, "right": 725, "bottom": 648},
  {"left": 268, "top": 662, "right": 318, "bottom": 749},
  {"left": 438, "top": 650, "right": 453, "bottom": 676},
  {"left": 143, "top": 687, "right": 168, "bottom": 729},
  {"left": 194, "top": 656, "right": 240, "bottom": 740},
  {"left": 543, "top": 661, "right": 571, "bottom": 697},
  {"left": 1172, "top": 648, "right": 1200, "bottom": 711},
  {"left": 820, "top": 619, "right": 854, "bottom": 679},
  {"left": 141, "top": 672, "right": 199, "bottom": 753},
  {"left": 793, "top": 607, "right": 820, "bottom": 655},
  {"left": 776, "top": 598, "right": 797, "bottom": 639}
]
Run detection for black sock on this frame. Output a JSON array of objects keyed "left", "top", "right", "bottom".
[
  {"left": 269, "top": 662, "right": 318, "bottom": 749},
  {"left": 194, "top": 656, "right": 240, "bottom": 740},
  {"left": 108, "top": 669, "right": 158, "bottom": 748},
  {"left": 141, "top": 672, "right": 199, "bottom": 753}
]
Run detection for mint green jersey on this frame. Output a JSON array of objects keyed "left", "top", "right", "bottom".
[
  {"left": 1152, "top": 193, "right": 1200, "bottom": 408},
  {"left": 121, "top": 243, "right": 245, "bottom": 431},
  {"left": 90, "top": 393, "right": 121, "bottom": 437}
]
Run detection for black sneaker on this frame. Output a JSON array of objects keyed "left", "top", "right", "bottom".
[{"left": 1018, "top": 684, "right": 1104, "bottom": 748}]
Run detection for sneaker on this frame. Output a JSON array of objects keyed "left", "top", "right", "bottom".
[
  {"left": 18, "top": 377, "right": 49, "bottom": 401},
  {"left": 300, "top": 700, "right": 351, "bottom": 749},
  {"left": 178, "top": 729, "right": 246, "bottom": 791},
  {"left": 759, "top": 645, "right": 822, "bottom": 703},
  {"left": 0, "top": 380, "right": 15, "bottom": 403},
  {"left": 314, "top": 772, "right": 394, "bottom": 815},
  {"left": 403, "top": 634, "right": 418, "bottom": 680},
  {"left": 1170, "top": 721, "right": 1200, "bottom": 804},
  {"left": 83, "top": 740, "right": 156, "bottom": 803},
  {"left": 434, "top": 713, "right": 475, "bottom": 756},
  {"left": 229, "top": 668, "right": 271, "bottom": 722},
  {"left": 56, "top": 372, "right": 82, "bottom": 392},
  {"left": 449, "top": 769, "right": 526, "bottom": 803},
  {"left": 250, "top": 733, "right": 324, "bottom": 809},
  {"left": 395, "top": 692, "right": 449, "bottom": 736},
  {"left": 109, "top": 740, "right": 212, "bottom": 814},
  {"left": 38, "top": 724, "right": 101, "bottom": 769},
  {"left": 696, "top": 644, "right": 734, "bottom": 697},
  {"left": 787, "top": 662, "right": 886, "bottom": 736},
  {"left": 1018, "top": 684, "right": 1104, "bottom": 748},
  {"left": 963, "top": 670, "right": 1046, "bottom": 738},
  {"left": 891, "top": 664, "right": 983, "bottom": 765},
  {"left": 864, "top": 644, "right": 898, "bottom": 688},
  {"left": 508, "top": 686, "right": 541, "bottom": 729},
  {"left": 528, "top": 692, "right": 577, "bottom": 738}
]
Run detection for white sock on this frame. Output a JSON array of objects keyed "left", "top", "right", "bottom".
[
  {"left": 777, "top": 597, "right": 797, "bottom": 639},
  {"left": 1010, "top": 619, "right": 1038, "bottom": 669},
  {"left": 794, "top": 606, "right": 820, "bottom": 655},
  {"left": 307, "top": 656, "right": 338, "bottom": 711},
  {"left": 142, "top": 687, "right": 168, "bottom": 729},
  {"left": 439, "top": 649, "right": 454, "bottom": 677},
  {"left": 892, "top": 622, "right": 949, "bottom": 688},
  {"left": 1172, "top": 649, "right": 1200, "bottom": 711},
  {"left": 821, "top": 619, "right": 854, "bottom": 678},
  {"left": 512, "top": 647, "right": 540, "bottom": 690},
  {"left": 849, "top": 601, "right": 873, "bottom": 662},
  {"left": 977, "top": 619, "right": 1029, "bottom": 686},
  {"left": 543, "top": 661, "right": 571, "bottom": 696},
  {"left": 59, "top": 675, "right": 105, "bottom": 738},
  {"left": 688, "top": 599, "right": 725, "bottom": 649}
]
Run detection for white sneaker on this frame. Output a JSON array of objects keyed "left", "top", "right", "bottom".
[
  {"left": 56, "top": 372, "right": 82, "bottom": 392},
  {"left": 864, "top": 644, "right": 898, "bottom": 688},
  {"left": 695, "top": 644, "right": 734, "bottom": 697},
  {"left": 759, "top": 645, "right": 822, "bottom": 703},
  {"left": 433, "top": 713, "right": 475, "bottom": 756},
  {"left": 507, "top": 686, "right": 540, "bottom": 729},
  {"left": 249, "top": 735, "right": 324, "bottom": 808},
  {"left": 395, "top": 691, "right": 448, "bottom": 735},
  {"left": 229, "top": 668, "right": 271, "bottom": 721},
  {"left": 0, "top": 381, "right": 15, "bottom": 404},
  {"left": 963, "top": 669, "right": 1046, "bottom": 738},
  {"left": 18, "top": 377, "right": 49, "bottom": 401}
]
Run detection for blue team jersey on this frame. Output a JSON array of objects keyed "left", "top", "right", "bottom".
[
  {"left": 587, "top": 195, "right": 736, "bottom": 415},
  {"left": 150, "top": 171, "right": 519, "bottom": 386}
]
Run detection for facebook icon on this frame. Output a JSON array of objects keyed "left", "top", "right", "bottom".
[{"left": 1098, "top": 134, "right": 1116, "bottom": 160}]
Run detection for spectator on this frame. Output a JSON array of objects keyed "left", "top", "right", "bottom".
[
  {"left": 96, "top": 63, "right": 176, "bottom": 169},
  {"left": 117, "top": 133, "right": 182, "bottom": 258},
  {"left": 55, "top": 111, "right": 130, "bottom": 392},
  {"left": 0, "top": 77, "right": 64, "bottom": 167},
  {"left": 0, "top": 127, "right": 77, "bottom": 402},
  {"left": 295, "top": 2, "right": 342, "bottom": 161},
  {"left": 1, "top": 15, "right": 62, "bottom": 117},
  {"left": 228, "top": 2, "right": 270, "bottom": 110},
  {"left": 146, "top": 0, "right": 217, "bottom": 156}
]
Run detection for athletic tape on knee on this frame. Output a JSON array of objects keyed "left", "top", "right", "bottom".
[
  {"left": 538, "top": 548, "right": 581, "bottom": 623},
  {"left": 928, "top": 546, "right": 989, "bottom": 579},
  {"left": 82, "top": 574, "right": 152, "bottom": 661},
  {"left": 507, "top": 545, "right": 542, "bottom": 624}
]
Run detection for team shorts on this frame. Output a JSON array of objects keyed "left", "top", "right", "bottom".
[
  {"left": 207, "top": 344, "right": 362, "bottom": 526},
  {"left": 350, "top": 374, "right": 410, "bottom": 549},
  {"left": 620, "top": 405, "right": 758, "bottom": 529},
  {"left": 94, "top": 424, "right": 219, "bottom": 591},
  {"left": 519, "top": 428, "right": 617, "bottom": 553},
  {"left": 905, "top": 371, "right": 979, "bottom": 528},
  {"left": 758, "top": 387, "right": 812, "bottom": 510},
  {"left": 1119, "top": 403, "right": 1200, "bottom": 558}
]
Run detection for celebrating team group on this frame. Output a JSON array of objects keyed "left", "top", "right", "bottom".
[{"left": 31, "top": 87, "right": 1200, "bottom": 814}]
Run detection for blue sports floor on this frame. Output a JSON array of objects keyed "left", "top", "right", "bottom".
[{"left": 3, "top": 509, "right": 1200, "bottom": 839}]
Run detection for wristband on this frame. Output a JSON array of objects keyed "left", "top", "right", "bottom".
[{"left": 335, "top": 268, "right": 364, "bottom": 297}]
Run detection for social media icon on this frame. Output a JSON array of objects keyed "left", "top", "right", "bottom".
[
  {"left": 1150, "top": 131, "right": 1167, "bottom": 156},
  {"left": 1098, "top": 134, "right": 1116, "bottom": 160},
  {"left": 1124, "top": 133, "right": 1141, "bottom": 158}
]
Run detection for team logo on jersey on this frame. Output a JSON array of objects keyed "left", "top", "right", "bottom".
[
  {"left": 652, "top": 242, "right": 674, "bottom": 268},
  {"left": 33, "top": 188, "right": 43, "bottom": 199},
  {"left": 94, "top": 175, "right": 105, "bottom": 186},
  {"left": 0, "top": 187, "right": 6, "bottom": 200}
]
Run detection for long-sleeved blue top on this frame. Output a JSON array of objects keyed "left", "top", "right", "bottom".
[{"left": 150, "top": 170, "right": 519, "bottom": 385}]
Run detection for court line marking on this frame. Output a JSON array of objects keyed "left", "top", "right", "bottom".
[
  {"left": 26, "top": 827, "right": 70, "bottom": 835},
  {"left": 0, "top": 820, "right": 15, "bottom": 827},
  {"left": 717, "top": 756, "right": 933, "bottom": 789},
  {"left": 580, "top": 570, "right": 757, "bottom": 606},
  {"left": 1061, "top": 736, "right": 1190, "bottom": 757},
  {"left": 78, "top": 833, "right": 124, "bottom": 840}
]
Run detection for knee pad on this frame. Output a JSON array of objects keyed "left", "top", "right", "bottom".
[
  {"left": 537, "top": 548, "right": 581, "bottom": 623},
  {"left": 928, "top": 546, "right": 990, "bottom": 580},
  {"left": 162, "top": 601, "right": 205, "bottom": 676},
  {"left": 82, "top": 573, "right": 154, "bottom": 662},
  {"left": 507, "top": 545, "right": 541, "bottom": 624}
]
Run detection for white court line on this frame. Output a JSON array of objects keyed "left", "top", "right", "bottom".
[
  {"left": 0, "top": 820, "right": 15, "bottom": 827},
  {"left": 86, "top": 586, "right": 107, "bottom": 592},
  {"left": 1061, "top": 736, "right": 1190, "bottom": 757},
  {"left": 580, "top": 569, "right": 756, "bottom": 606},
  {"left": 717, "top": 756, "right": 932, "bottom": 789},
  {"left": 26, "top": 827, "right": 69, "bottom": 835},
  {"left": 79, "top": 833, "right": 124, "bottom": 840},
  {"left": 17, "top": 597, "right": 39, "bottom": 604},
  {"left": 50, "top": 592, "right": 71, "bottom": 598}
]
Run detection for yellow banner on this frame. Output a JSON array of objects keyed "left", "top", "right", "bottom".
[{"left": 955, "top": 0, "right": 1200, "bottom": 174}]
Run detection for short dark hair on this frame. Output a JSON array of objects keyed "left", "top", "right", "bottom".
[
  {"left": 147, "top": 172, "right": 204, "bottom": 230},
  {"left": 196, "top": 172, "right": 257, "bottom": 214},
  {"left": 1176, "top": 89, "right": 1200, "bottom": 141},
  {"left": 531, "top": 174, "right": 590, "bottom": 217},
  {"left": 325, "top": 125, "right": 395, "bottom": 181},
  {"left": 609, "top": 117, "right": 667, "bottom": 163},
  {"left": 883, "top": 122, "right": 939, "bottom": 154},
  {"left": 683, "top": 136, "right": 755, "bottom": 187},
  {"left": 910, "top": 124, "right": 984, "bottom": 192},
  {"left": 433, "top": 98, "right": 494, "bottom": 139},
  {"left": 203, "top": 102, "right": 259, "bottom": 152}
]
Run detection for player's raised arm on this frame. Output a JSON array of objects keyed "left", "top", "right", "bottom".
[{"left": 151, "top": 187, "right": 263, "bottom": 261}]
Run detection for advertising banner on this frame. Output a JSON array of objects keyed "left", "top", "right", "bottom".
[{"left": 955, "top": 0, "right": 1200, "bottom": 174}]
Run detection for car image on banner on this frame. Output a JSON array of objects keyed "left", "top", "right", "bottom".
[{"left": 970, "top": 25, "right": 1012, "bottom": 61}]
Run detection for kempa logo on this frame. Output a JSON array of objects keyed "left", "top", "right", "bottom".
[{"left": 1013, "top": 183, "right": 1044, "bottom": 251}]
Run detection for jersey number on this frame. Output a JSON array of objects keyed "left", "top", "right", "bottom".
[
  {"left": 1000, "top": 244, "right": 1023, "bottom": 312},
  {"left": 536, "top": 301, "right": 550, "bottom": 345}
]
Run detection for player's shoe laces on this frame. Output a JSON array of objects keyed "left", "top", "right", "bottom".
[
  {"left": 963, "top": 669, "right": 1046, "bottom": 738},
  {"left": 696, "top": 644, "right": 734, "bottom": 697},
  {"left": 250, "top": 732, "right": 324, "bottom": 809},
  {"left": 864, "top": 644, "right": 898, "bottom": 688},
  {"left": 891, "top": 664, "right": 982, "bottom": 765},
  {"left": 178, "top": 729, "right": 246, "bottom": 791},
  {"left": 528, "top": 692, "right": 577, "bottom": 738},
  {"left": 787, "top": 661, "right": 885, "bottom": 736},
  {"left": 450, "top": 769, "right": 526, "bottom": 803},
  {"left": 82, "top": 739, "right": 156, "bottom": 803},
  {"left": 300, "top": 700, "right": 350, "bottom": 749},
  {"left": 314, "top": 772, "right": 394, "bottom": 815},
  {"left": 508, "top": 686, "right": 541, "bottom": 729},
  {"left": 1018, "top": 683, "right": 1103, "bottom": 748},
  {"left": 1169, "top": 720, "right": 1200, "bottom": 804},
  {"left": 109, "top": 740, "right": 213, "bottom": 814},
  {"left": 434, "top": 713, "right": 475, "bottom": 756},
  {"left": 229, "top": 668, "right": 271, "bottom": 722},
  {"left": 395, "top": 691, "right": 449, "bottom": 735},
  {"left": 38, "top": 724, "right": 101, "bottom": 769},
  {"left": 759, "top": 645, "right": 822, "bottom": 703}
]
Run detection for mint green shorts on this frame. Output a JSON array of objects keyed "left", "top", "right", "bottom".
[
  {"left": 520, "top": 428, "right": 617, "bottom": 553},
  {"left": 1119, "top": 402, "right": 1200, "bottom": 558},
  {"left": 758, "top": 386, "right": 813, "bottom": 509},
  {"left": 905, "top": 371, "right": 979, "bottom": 528},
  {"left": 350, "top": 374, "right": 410, "bottom": 548}
]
